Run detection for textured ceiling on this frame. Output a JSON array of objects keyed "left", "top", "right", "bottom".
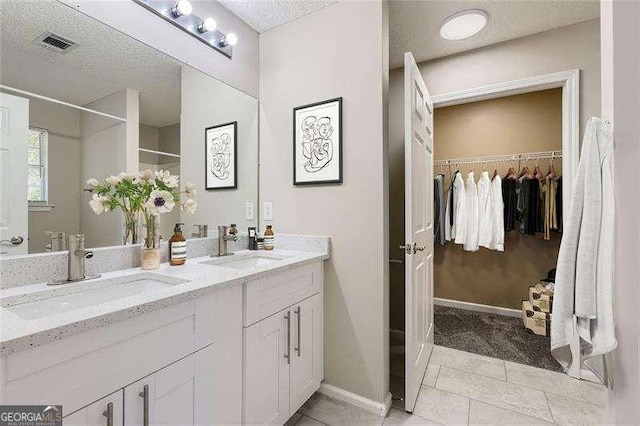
[
  {"left": 389, "top": 0, "right": 600, "bottom": 69},
  {"left": 218, "top": 0, "right": 335, "bottom": 33},
  {"left": 0, "top": 0, "right": 181, "bottom": 127}
]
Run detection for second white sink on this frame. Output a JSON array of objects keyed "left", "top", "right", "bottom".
[{"left": 200, "top": 252, "right": 293, "bottom": 270}]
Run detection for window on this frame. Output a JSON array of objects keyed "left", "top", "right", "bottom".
[{"left": 27, "top": 128, "right": 48, "bottom": 203}]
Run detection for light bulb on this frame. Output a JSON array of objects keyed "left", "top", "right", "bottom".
[
  {"left": 171, "top": 0, "right": 192, "bottom": 17},
  {"left": 198, "top": 17, "right": 217, "bottom": 33},
  {"left": 225, "top": 32, "right": 238, "bottom": 46}
]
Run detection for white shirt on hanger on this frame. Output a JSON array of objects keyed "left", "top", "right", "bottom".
[
  {"left": 477, "top": 171, "right": 493, "bottom": 249},
  {"left": 445, "top": 172, "right": 467, "bottom": 244},
  {"left": 490, "top": 174, "right": 505, "bottom": 251},
  {"left": 464, "top": 171, "right": 479, "bottom": 251}
]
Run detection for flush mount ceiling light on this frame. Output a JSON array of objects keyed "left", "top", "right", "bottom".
[
  {"left": 133, "top": 0, "right": 236, "bottom": 58},
  {"left": 440, "top": 9, "right": 488, "bottom": 41},
  {"left": 171, "top": 0, "right": 192, "bottom": 17},
  {"left": 198, "top": 17, "right": 217, "bottom": 33}
]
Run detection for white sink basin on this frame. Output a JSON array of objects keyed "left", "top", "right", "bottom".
[
  {"left": 4, "top": 273, "right": 188, "bottom": 320},
  {"left": 200, "top": 253, "right": 292, "bottom": 270}
]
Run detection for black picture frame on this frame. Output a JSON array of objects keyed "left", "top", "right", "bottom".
[
  {"left": 205, "top": 121, "right": 238, "bottom": 190},
  {"left": 293, "top": 97, "right": 343, "bottom": 185}
]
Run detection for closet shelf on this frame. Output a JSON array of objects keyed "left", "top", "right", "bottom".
[
  {"left": 138, "top": 148, "right": 181, "bottom": 158},
  {"left": 435, "top": 150, "right": 562, "bottom": 167}
]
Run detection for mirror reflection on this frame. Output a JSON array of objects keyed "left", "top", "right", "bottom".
[{"left": 0, "top": 0, "right": 258, "bottom": 255}]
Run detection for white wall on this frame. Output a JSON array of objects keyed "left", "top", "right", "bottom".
[
  {"left": 27, "top": 97, "right": 81, "bottom": 253},
  {"left": 259, "top": 0, "right": 389, "bottom": 403},
  {"left": 63, "top": 0, "right": 260, "bottom": 98},
  {"left": 602, "top": 1, "right": 640, "bottom": 423},
  {"left": 181, "top": 65, "right": 258, "bottom": 234}
]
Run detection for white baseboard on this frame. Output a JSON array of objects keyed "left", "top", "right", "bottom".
[
  {"left": 318, "top": 383, "right": 392, "bottom": 417},
  {"left": 435, "top": 297, "right": 521, "bottom": 318}
]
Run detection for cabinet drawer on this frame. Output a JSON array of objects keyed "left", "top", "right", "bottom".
[{"left": 244, "top": 262, "right": 322, "bottom": 327}]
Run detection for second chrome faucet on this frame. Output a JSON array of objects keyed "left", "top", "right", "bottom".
[{"left": 216, "top": 224, "right": 238, "bottom": 257}]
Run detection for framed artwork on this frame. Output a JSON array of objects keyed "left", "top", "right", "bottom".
[
  {"left": 293, "top": 97, "right": 342, "bottom": 185},
  {"left": 205, "top": 121, "right": 237, "bottom": 190}
]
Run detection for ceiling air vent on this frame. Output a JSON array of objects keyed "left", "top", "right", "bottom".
[{"left": 33, "top": 31, "right": 79, "bottom": 54}]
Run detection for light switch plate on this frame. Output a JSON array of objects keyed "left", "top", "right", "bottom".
[
  {"left": 245, "top": 202, "right": 255, "bottom": 220},
  {"left": 263, "top": 202, "right": 273, "bottom": 221}
]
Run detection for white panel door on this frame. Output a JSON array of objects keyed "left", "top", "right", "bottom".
[
  {"left": 64, "top": 390, "right": 123, "bottom": 426},
  {"left": 0, "top": 93, "right": 28, "bottom": 255},
  {"left": 244, "top": 308, "right": 290, "bottom": 425},
  {"left": 124, "top": 347, "right": 215, "bottom": 425},
  {"left": 403, "top": 52, "right": 435, "bottom": 412},
  {"left": 290, "top": 294, "right": 323, "bottom": 413}
]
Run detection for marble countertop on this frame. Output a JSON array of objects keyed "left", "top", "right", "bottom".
[{"left": 0, "top": 249, "right": 328, "bottom": 356}]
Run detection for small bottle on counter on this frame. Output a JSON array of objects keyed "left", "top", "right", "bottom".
[
  {"left": 264, "top": 225, "right": 274, "bottom": 251},
  {"left": 248, "top": 227, "right": 257, "bottom": 250},
  {"left": 169, "top": 223, "right": 187, "bottom": 266},
  {"left": 257, "top": 237, "right": 265, "bottom": 250}
]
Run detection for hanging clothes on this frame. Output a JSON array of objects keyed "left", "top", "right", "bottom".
[
  {"left": 556, "top": 176, "right": 563, "bottom": 233},
  {"left": 551, "top": 118, "right": 616, "bottom": 383},
  {"left": 490, "top": 174, "right": 505, "bottom": 251},
  {"left": 434, "top": 174, "right": 446, "bottom": 246},
  {"left": 464, "top": 171, "right": 479, "bottom": 252},
  {"left": 502, "top": 176, "right": 518, "bottom": 232},
  {"left": 522, "top": 178, "right": 542, "bottom": 235},
  {"left": 543, "top": 176, "right": 558, "bottom": 240},
  {"left": 445, "top": 171, "right": 466, "bottom": 244},
  {"left": 477, "top": 171, "right": 493, "bottom": 249}
]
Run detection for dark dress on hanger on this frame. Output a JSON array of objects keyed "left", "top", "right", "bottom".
[{"left": 502, "top": 177, "right": 518, "bottom": 232}]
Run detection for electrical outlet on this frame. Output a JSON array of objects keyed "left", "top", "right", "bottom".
[
  {"left": 245, "top": 202, "right": 255, "bottom": 220},
  {"left": 263, "top": 202, "right": 273, "bottom": 221}
]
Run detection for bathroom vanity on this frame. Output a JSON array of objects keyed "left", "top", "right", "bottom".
[{"left": 0, "top": 244, "right": 328, "bottom": 425}]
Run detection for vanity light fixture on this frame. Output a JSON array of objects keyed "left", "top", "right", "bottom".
[
  {"left": 197, "top": 17, "right": 217, "bottom": 33},
  {"left": 133, "top": 0, "right": 235, "bottom": 58},
  {"left": 171, "top": 0, "right": 192, "bottom": 17},
  {"left": 440, "top": 9, "right": 488, "bottom": 40}
]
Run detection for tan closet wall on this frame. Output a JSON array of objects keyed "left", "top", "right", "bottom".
[{"left": 434, "top": 88, "right": 562, "bottom": 309}]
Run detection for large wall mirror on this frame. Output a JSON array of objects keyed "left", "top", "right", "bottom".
[{"left": 0, "top": 0, "right": 258, "bottom": 255}]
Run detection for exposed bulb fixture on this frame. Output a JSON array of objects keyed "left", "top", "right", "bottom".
[
  {"left": 197, "top": 17, "right": 217, "bottom": 33},
  {"left": 440, "top": 9, "right": 487, "bottom": 40},
  {"left": 219, "top": 32, "right": 238, "bottom": 47},
  {"left": 171, "top": 0, "right": 192, "bottom": 17}
]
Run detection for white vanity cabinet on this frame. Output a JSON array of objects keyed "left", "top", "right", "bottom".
[
  {"left": 244, "top": 262, "right": 324, "bottom": 425},
  {"left": 64, "top": 390, "right": 124, "bottom": 426}
]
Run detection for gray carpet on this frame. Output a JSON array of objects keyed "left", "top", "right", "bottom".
[{"left": 434, "top": 305, "right": 562, "bottom": 372}]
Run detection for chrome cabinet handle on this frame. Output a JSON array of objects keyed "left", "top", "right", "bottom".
[
  {"left": 284, "top": 311, "right": 291, "bottom": 364},
  {"left": 294, "top": 306, "right": 301, "bottom": 357},
  {"left": 0, "top": 236, "right": 24, "bottom": 245},
  {"left": 138, "top": 384, "right": 149, "bottom": 426},
  {"left": 102, "top": 402, "right": 113, "bottom": 426}
]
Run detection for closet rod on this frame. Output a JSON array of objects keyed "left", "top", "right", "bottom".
[{"left": 434, "top": 150, "right": 562, "bottom": 167}]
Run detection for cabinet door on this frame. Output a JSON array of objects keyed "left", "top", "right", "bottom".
[
  {"left": 290, "top": 294, "right": 324, "bottom": 413},
  {"left": 124, "top": 345, "right": 214, "bottom": 425},
  {"left": 244, "top": 309, "right": 290, "bottom": 425},
  {"left": 64, "top": 390, "right": 123, "bottom": 426}
]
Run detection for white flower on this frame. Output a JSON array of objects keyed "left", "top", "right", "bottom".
[
  {"left": 139, "top": 169, "right": 155, "bottom": 183},
  {"left": 89, "top": 194, "right": 110, "bottom": 215},
  {"left": 105, "top": 175, "right": 121, "bottom": 186},
  {"left": 181, "top": 197, "right": 197, "bottom": 214},
  {"left": 185, "top": 181, "right": 196, "bottom": 198},
  {"left": 118, "top": 171, "right": 136, "bottom": 181},
  {"left": 155, "top": 170, "right": 179, "bottom": 188},
  {"left": 85, "top": 178, "right": 99, "bottom": 190},
  {"left": 145, "top": 190, "right": 175, "bottom": 215}
]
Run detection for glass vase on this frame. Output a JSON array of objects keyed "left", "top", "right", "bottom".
[
  {"left": 122, "top": 211, "right": 140, "bottom": 245},
  {"left": 141, "top": 213, "right": 161, "bottom": 270}
]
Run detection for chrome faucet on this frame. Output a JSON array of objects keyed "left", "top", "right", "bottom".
[
  {"left": 48, "top": 234, "right": 101, "bottom": 285},
  {"left": 192, "top": 224, "right": 208, "bottom": 238},
  {"left": 216, "top": 224, "right": 238, "bottom": 257}
]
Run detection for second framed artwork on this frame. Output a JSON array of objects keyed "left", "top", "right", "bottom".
[
  {"left": 293, "top": 97, "right": 342, "bottom": 185},
  {"left": 205, "top": 121, "right": 237, "bottom": 190}
]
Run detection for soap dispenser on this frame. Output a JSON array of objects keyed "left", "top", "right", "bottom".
[{"left": 169, "top": 223, "right": 187, "bottom": 266}]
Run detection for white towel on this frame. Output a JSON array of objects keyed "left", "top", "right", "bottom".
[
  {"left": 490, "top": 175, "right": 504, "bottom": 252},
  {"left": 551, "top": 118, "right": 616, "bottom": 382},
  {"left": 477, "top": 171, "right": 493, "bottom": 249},
  {"left": 464, "top": 172, "right": 479, "bottom": 251}
]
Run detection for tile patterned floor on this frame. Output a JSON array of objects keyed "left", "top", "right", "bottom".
[{"left": 292, "top": 345, "right": 609, "bottom": 426}]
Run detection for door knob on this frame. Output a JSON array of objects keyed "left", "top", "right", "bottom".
[
  {"left": 0, "top": 236, "right": 24, "bottom": 245},
  {"left": 414, "top": 245, "right": 426, "bottom": 252},
  {"left": 399, "top": 244, "right": 412, "bottom": 254}
]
